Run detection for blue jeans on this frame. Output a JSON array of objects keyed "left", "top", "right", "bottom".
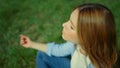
[{"left": 36, "top": 51, "right": 71, "bottom": 68}]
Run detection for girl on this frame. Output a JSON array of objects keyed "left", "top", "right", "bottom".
[{"left": 20, "top": 3, "right": 117, "bottom": 68}]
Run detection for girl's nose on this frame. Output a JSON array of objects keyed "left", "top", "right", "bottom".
[
  {"left": 62, "top": 23, "right": 65, "bottom": 27},
  {"left": 62, "top": 22, "right": 66, "bottom": 27}
]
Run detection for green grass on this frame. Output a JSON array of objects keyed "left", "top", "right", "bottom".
[{"left": 0, "top": 0, "right": 120, "bottom": 68}]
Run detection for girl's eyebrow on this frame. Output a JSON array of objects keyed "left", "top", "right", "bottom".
[{"left": 70, "top": 19, "right": 75, "bottom": 28}]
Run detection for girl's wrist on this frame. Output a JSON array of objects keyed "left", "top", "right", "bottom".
[{"left": 29, "top": 41, "right": 34, "bottom": 48}]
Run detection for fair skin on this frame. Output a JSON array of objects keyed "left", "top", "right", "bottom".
[
  {"left": 20, "top": 9, "right": 79, "bottom": 52},
  {"left": 62, "top": 9, "right": 79, "bottom": 44}
]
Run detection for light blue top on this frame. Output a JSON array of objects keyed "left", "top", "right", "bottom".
[
  {"left": 46, "top": 41, "right": 75, "bottom": 57},
  {"left": 46, "top": 41, "right": 94, "bottom": 68}
]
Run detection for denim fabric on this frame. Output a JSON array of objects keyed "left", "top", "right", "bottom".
[{"left": 36, "top": 51, "right": 70, "bottom": 68}]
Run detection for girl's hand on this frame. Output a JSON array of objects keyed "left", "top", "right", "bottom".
[{"left": 20, "top": 34, "right": 32, "bottom": 48}]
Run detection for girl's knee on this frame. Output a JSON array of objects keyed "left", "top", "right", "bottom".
[{"left": 36, "top": 51, "right": 48, "bottom": 59}]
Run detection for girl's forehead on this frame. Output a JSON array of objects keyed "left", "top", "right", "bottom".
[
  {"left": 70, "top": 9, "right": 79, "bottom": 18},
  {"left": 70, "top": 9, "right": 79, "bottom": 27}
]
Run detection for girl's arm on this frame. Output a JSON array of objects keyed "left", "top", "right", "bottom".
[
  {"left": 20, "top": 34, "right": 75, "bottom": 57},
  {"left": 46, "top": 42, "right": 75, "bottom": 56},
  {"left": 20, "top": 34, "right": 47, "bottom": 52}
]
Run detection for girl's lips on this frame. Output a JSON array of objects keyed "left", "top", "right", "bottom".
[
  {"left": 62, "top": 29, "right": 64, "bottom": 34},
  {"left": 62, "top": 30, "right": 63, "bottom": 34}
]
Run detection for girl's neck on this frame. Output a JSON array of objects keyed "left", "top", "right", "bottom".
[
  {"left": 76, "top": 44, "right": 87, "bottom": 56},
  {"left": 80, "top": 48, "right": 87, "bottom": 56}
]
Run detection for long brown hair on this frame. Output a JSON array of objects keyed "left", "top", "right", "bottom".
[{"left": 76, "top": 3, "right": 117, "bottom": 68}]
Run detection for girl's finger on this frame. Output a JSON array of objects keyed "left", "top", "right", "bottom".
[
  {"left": 23, "top": 37, "right": 26, "bottom": 41},
  {"left": 20, "top": 39, "right": 24, "bottom": 45},
  {"left": 20, "top": 34, "right": 27, "bottom": 39}
]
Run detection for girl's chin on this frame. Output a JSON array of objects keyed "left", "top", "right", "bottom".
[
  {"left": 62, "top": 35, "right": 66, "bottom": 40},
  {"left": 62, "top": 34, "right": 64, "bottom": 39}
]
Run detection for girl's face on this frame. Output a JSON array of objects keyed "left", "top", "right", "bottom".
[{"left": 62, "top": 9, "right": 79, "bottom": 44}]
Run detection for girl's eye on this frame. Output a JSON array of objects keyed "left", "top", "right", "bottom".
[{"left": 71, "top": 26, "right": 74, "bottom": 30}]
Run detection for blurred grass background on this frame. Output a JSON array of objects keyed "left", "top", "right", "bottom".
[{"left": 0, "top": 0, "right": 120, "bottom": 68}]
